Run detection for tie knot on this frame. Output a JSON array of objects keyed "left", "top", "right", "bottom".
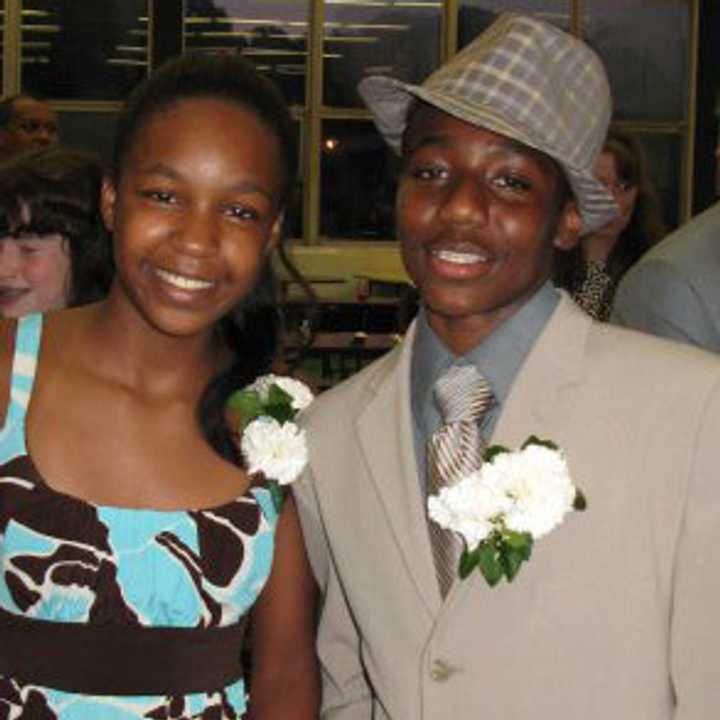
[{"left": 434, "top": 365, "right": 492, "bottom": 424}]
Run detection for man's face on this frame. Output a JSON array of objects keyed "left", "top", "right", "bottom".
[
  {"left": 397, "top": 105, "right": 580, "bottom": 354},
  {"left": 1, "top": 97, "right": 58, "bottom": 156}
]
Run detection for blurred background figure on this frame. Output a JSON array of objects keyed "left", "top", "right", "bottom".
[
  {"left": 0, "top": 94, "right": 59, "bottom": 159},
  {"left": 612, "top": 199, "right": 720, "bottom": 352},
  {"left": 554, "top": 129, "right": 666, "bottom": 320},
  {"left": 0, "top": 145, "right": 112, "bottom": 318}
]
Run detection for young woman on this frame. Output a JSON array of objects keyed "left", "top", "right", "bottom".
[
  {"left": 554, "top": 129, "right": 666, "bottom": 320},
  {"left": 0, "top": 145, "right": 113, "bottom": 317},
  {"left": 0, "top": 54, "right": 318, "bottom": 718}
]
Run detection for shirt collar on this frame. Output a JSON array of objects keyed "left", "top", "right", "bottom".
[{"left": 412, "top": 281, "right": 560, "bottom": 417}]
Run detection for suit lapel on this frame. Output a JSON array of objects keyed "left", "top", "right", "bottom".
[
  {"left": 493, "top": 293, "right": 591, "bottom": 443},
  {"left": 441, "top": 294, "right": 592, "bottom": 604},
  {"left": 357, "top": 323, "right": 442, "bottom": 615}
]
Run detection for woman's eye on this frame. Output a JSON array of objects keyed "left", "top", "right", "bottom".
[
  {"left": 410, "top": 165, "right": 448, "bottom": 182},
  {"left": 18, "top": 243, "right": 44, "bottom": 255},
  {"left": 222, "top": 204, "right": 259, "bottom": 221}
]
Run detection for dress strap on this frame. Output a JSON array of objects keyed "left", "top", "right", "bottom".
[{"left": 6, "top": 313, "right": 42, "bottom": 428}]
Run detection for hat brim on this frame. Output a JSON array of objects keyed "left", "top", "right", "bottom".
[{"left": 359, "top": 75, "right": 618, "bottom": 234}]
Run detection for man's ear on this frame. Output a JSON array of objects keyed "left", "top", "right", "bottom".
[
  {"left": 553, "top": 201, "right": 582, "bottom": 252},
  {"left": 100, "top": 176, "right": 117, "bottom": 232}
]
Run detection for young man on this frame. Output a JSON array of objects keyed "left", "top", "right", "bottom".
[{"left": 294, "top": 13, "right": 720, "bottom": 719}]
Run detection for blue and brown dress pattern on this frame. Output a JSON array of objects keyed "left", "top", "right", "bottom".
[{"left": 0, "top": 314, "right": 279, "bottom": 719}]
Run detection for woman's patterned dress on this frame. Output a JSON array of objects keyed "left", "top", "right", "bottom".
[{"left": 0, "top": 314, "right": 279, "bottom": 719}]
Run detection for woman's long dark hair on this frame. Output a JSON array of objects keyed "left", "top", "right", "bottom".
[
  {"left": 111, "top": 52, "right": 298, "bottom": 464},
  {"left": 0, "top": 145, "right": 113, "bottom": 306}
]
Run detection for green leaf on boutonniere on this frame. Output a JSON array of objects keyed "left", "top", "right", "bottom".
[
  {"left": 573, "top": 489, "right": 587, "bottom": 511},
  {"left": 483, "top": 444, "right": 509, "bottom": 462},
  {"left": 264, "top": 385, "right": 296, "bottom": 424},
  {"left": 227, "top": 390, "right": 264, "bottom": 432},
  {"left": 500, "top": 532, "right": 533, "bottom": 582},
  {"left": 521, "top": 435, "right": 559, "bottom": 451},
  {"left": 504, "top": 529, "right": 533, "bottom": 556},
  {"left": 478, "top": 541, "right": 503, "bottom": 587},
  {"left": 458, "top": 545, "right": 481, "bottom": 579},
  {"left": 268, "top": 480, "right": 287, "bottom": 513}
]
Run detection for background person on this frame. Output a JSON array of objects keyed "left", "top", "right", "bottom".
[
  {"left": 0, "top": 53, "right": 318, "bottom": 719},
  {"left": 0, "top": 145, "right": 113, "bottom": 317},
  {"left": 611, "top": 199, "right": 720, "bottom": 350},
  {"left": 554, "top": 129, "right": 665, "bottom": 319},
  {"left": 294, "top": 13, "right": 720, "bottom": 720},
  {"left": 0, "top": 94, "right": 58, "bottom": 159}
]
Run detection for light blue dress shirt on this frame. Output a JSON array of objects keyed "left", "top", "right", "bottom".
[{"left": 411, "top": 281, "right": 560, "bottom": 493}]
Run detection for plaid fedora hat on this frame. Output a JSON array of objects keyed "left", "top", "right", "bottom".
[{"left": 358, "top": 12, "right": 617, "bottom": 233}]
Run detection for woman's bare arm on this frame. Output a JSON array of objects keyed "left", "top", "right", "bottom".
[{"left": 247, "top": 492, "right": 320, "bottom": 719}]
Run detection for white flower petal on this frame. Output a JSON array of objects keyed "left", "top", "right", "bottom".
[
  {"left": 240, "top": 417, "right": 309, "bottom": 485},
  {"left": 247, "top": 374, "right": 314, "bottom": 410}
]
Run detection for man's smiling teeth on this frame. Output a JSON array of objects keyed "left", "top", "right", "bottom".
[
  {"left": 434, "top": 249, "right": 488, "bottom": 264},
  {"left": 156, "top": 268, "right": 214, "bottom": 290}
]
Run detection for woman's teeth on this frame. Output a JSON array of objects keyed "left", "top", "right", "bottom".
[{"left": 156, "top": 268, "right": 213, "bottom": 290}]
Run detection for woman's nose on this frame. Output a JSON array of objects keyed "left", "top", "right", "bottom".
[{"left": 174, "top": 207, "right": 219, "bottom": 256}]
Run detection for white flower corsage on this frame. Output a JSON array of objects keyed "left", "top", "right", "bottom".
[
  {"left": 228, "top": 374, "right": 313, "bottom": 509},
  {"left": 428, "top": 436, "right": 586, "bottom": 587}
]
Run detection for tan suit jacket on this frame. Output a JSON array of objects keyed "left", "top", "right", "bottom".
[{"left": 294, "top": 295, "right": 720, "bottom": 719}]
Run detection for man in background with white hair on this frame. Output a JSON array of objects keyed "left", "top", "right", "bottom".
[{"left": 295, "top": 12, "right": 720, "bottom": 720}]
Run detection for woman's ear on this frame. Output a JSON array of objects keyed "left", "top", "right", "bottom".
[
  {"left": 267, "top": 211, "right": 285, "bottom": 254},
  {"left": 100, "top": 177, "right": 117, "bottom": 233},
  {"left": 553, "top": 201, "right": 582, "bottom": 252}
]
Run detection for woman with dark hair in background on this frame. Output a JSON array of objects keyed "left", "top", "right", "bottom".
[
  {"left": 554, "top": 129, "right": 666, "bottom": 320},
  {"left": 0, "top": 52, "right": 318, "bottom": 719},
  {"left": 0, "top": 145, "right": 113, "bottom": 317}
]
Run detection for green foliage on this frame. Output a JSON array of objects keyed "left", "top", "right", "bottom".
[
  {"left": 483, "top": 444, "right": 509, "bottom": 462},
  {"left": 522, "top": 435, "right": 559, "bottom": 451},
  {"left": 227, "top": 383, "right": 297, "bottom": 433},
  {"left": 269, "top": 481, "right": 287, "bottom": 512},
  {"left": 459, "top": 529, "right": 533, "bottom": 587}
]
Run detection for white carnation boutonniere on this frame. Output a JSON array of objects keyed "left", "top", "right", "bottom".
[
  {"left": 228, "top": 374, "right": 314, "bottom": 510},
  {"left": 428, "top": 436, "right": 587, "bottom": 587}
]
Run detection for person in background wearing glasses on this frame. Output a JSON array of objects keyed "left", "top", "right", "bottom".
[
  {"left": 0, "top": 94, "right": 59, "bottom": 160},
  {"left": 554, "top": 129, "right": 666, "bottom": 320}
]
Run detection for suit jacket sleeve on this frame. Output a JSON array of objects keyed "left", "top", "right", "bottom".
[
  {"left": 671, "top": 375, "right": 720, "bottom": 717},
  {"left": 611, "top": 259, "right": 720, "bottom": 351},
  {"left": 293, "top": 466, "right": 373, "bottom": 720}
]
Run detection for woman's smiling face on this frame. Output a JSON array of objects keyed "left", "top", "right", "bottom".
[
  {"left": 0, "top": 230, "right": 70, "bottom": 317},
  {"left": 102, "top": 96, "right": 285, "bottom": 338},
  {"left": 397, "top": 105, "right": 580, "bottom": 353}
]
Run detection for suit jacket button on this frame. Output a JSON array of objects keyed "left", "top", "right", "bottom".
[{"left": 430, "top": 659, "right": 453, "bottom": 682}]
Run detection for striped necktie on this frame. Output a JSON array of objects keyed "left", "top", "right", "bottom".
[{"left": 427, "top": 364, "right": 493, "bottom": 598}]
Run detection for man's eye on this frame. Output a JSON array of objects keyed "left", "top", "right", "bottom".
[
  {"left": 494, "top": 175, "right": 531, "bottom": 192},
  {"left": 143, "top": 190, "right": 178, "bottom": 205}
]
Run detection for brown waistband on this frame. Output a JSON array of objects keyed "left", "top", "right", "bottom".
[{"left": 0, "top": 606, "right": 248, "bottom": 696}]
